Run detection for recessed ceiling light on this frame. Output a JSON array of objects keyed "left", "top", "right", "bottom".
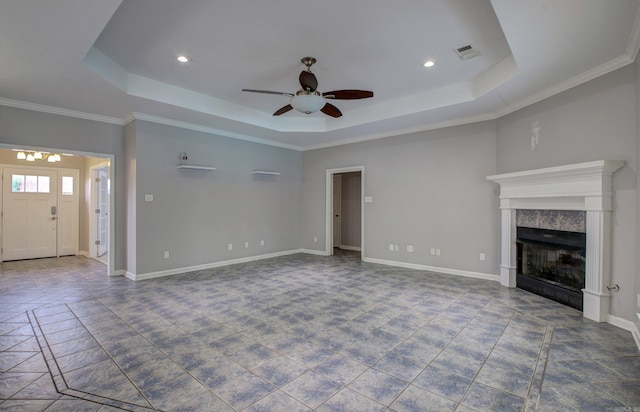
[
  {"left": 424, "top": 60, "right": 435, "bottom": 68},
  {"left": 177, "top": 55, "right": 191, "bottom": 63}
]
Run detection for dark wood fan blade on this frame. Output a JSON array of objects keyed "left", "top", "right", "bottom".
[
  {"left": 321, "top": 103, "right": 342, "bottom": 118},
  {"left": 323, "top": 90, "right": 373, "bottom": 100},
  {"left": 273, "top": 104, "right": 293, "bottom": 116},
  {"left": 242, "top": 89, "right": 294, "bottom": 97},
  {"left": 299, "top": 71, "right": 318, "bottom": 92}
]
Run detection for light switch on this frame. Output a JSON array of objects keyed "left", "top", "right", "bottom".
[
  {"left": 144, "top": 194, "right": 154, "bottom": 202},
  {"left": 364, "top": 196, "right": 373, "bottom": 203}
]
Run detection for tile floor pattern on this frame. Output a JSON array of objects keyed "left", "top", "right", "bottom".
[{"left": 0, "top": 251, "right": 638, "bottom": 411}]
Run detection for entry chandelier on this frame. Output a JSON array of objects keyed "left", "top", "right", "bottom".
[{"left": 16, "top": 150, "right": 62, "bottom": 163}]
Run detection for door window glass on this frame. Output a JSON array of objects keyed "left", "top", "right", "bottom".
[
  {"left": 62, "top": 176, "right": 73, "bottom": 195},
  {"left": 38, "top": 176, "right": 50, "bottom": 193},
  {"left": 12, "top": 175, "right": 25, "bottom": 192},
  {"left": 25, "top": 175, "right": 37, "bottom": 192},
  {"left": 11, "top": 174, "right": 51, "bottom": 193}
]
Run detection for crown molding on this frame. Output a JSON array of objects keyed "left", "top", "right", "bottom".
[
  {"left": 0, "top": 97, "right": 123, "bottom": 125},
  {"left": 302, "top": 113, "right": 498, "bottom": 151},
  {"left": 626, "top": 3, "right": 640, "bottom": 62},
  {"left": 494, "top": 54, "right": 634, "bottom": 119},
  {"left": 124, "top": 112, "right": 303, "bottom": 151}
]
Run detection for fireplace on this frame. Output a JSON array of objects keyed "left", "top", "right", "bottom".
[
  {"left": 487, "top": 160, "right": 625, "bottom": 322},
  {"left": 516, "top": 226, "right": 586, "bottom": 310}
]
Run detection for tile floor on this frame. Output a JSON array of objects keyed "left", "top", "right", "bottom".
[{"left": 0, "top": 251, "right": 638, "bottom": 411}]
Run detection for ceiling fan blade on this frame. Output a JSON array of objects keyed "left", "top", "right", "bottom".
[
  {"left": 323, "top": 90, "right": 374, "bottom": 100},
  {"left": 273, "top": 104, "right": 293, "bottom": 116},
  {"left": 299, "top": 71, "right": 318, "bottom": 92},
  {"left": 242, "top": 89, "right": 294, "bottom": 97},
  {"left": 321, "top": 103, "right": 342, "bottom": 118}
]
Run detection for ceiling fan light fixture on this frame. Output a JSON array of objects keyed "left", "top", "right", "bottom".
[{"left": 290, "top": 92, "right": 325, "bottom": 114}]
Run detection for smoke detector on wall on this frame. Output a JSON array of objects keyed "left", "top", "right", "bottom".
[{"left": 454, "top": 45, "right": 481, "bottom": 61}]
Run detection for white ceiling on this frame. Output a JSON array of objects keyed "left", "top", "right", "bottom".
[{"left": 1, "top": 0, "right": 639, "bottom": 150}]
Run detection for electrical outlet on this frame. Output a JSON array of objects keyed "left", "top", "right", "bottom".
[
  {"left": 260, "top": 240, "right": 265, "bottom": 246},
  {"left": 314, "top": 237, "right": 318, "bottom": 243},
  {"left": 430, "top": 248, "right": 435, "bottom": 255},
  {"left": 245, "top": 242, "right": 249, "bottom": 248},
  {"left": 407, "top": 245, "right": 414, "bottom": 253},
  {"left": 227, "top": 243, "right": 233, "bottom": 251},
  {"left": 480, "top": 253, "right": 486, "bottom": 261},
  {"left": 389, "top": 243, "right": 394, "bottom": 251},
  {"left": 163, "top": 251, "right": 169, "bottom": 259},
  {"left": 394, "top": 244, "right": 399, "bottom": 252},
  {"left": 436, "top": 249, "right": 441, "bottom": 256}
]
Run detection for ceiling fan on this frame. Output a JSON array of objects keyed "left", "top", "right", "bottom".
[{"left": 242, "top": 57, "right": 373, "bottom": 118}]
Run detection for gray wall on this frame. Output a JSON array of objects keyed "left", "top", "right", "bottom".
[
  {"left": 340, "top": 172, "right": 361, "bottom": 248},
  {"left": 130, "top": 120, "right": 301, "bottom": 275},
  {"left": 301, "top": 121, "right": 499, "bottom": 275},
  {"left": 496, "top": 64, "right": 637, "bottom": 321},
  {"left": 0, "top": 106, "right": 126, "bottom": 271}
]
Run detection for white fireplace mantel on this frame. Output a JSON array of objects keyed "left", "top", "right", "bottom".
[{"left": 487, "top": 160, "right": 625, "bottom": 322}]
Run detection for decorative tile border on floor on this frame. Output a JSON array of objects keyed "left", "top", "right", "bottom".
[
  {"left": 27, "top": 307, "right": 157, "bottom": 412},
  {"left": 524, "top": 324, "right": 555, "bottom": 412}
]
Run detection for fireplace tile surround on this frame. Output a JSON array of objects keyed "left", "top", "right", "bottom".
[
  {"left": 487, "top": 160, "right": 625, "bottom": 322},
  {"left": 516, "top": 209, "right": 586, "bottom": 233}
]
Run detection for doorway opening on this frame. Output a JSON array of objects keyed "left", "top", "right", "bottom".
[
  {"left": 325, "top": 166, "right": 364, "bottom": 258},
  {"left": 0, "top": 145, "right": 114, "bottom": 276}
]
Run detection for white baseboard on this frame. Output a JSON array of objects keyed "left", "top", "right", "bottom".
[
  {"left": 300, "top": 248, "right": 330, "bottom": 256},
  {"left": 338, "top": 245, "right": 362, "bottom": 252},
  {"left": 129, "top": 249, "right": 304, "bottom": 281},
  {"left": 78, "top": 250, "right": 90, "bottom": 258},
  {"left": 112, "top": 269, "right": 125, "bottom": 277},
  {"left": 607, "top": 314, "right": 640, "bottom": 351},
  {"left": 362, "top": 257, "right": 500, "bottom": 283}
]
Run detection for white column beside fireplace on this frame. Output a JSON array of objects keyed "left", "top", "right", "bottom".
[{"left": 487, "top": 160, "right": 624, "bottom": 322}]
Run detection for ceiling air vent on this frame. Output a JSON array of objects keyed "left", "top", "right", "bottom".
[{"left": 454, "top": 45, "right": 481, "bottom": 61}]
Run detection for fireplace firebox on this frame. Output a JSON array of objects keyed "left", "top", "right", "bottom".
[{"left": 516, "top": 226, "right": 586, "bottom": 310}]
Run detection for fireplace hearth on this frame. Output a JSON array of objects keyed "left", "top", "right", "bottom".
[{"left": 516, "top": 226, "right": 586, "bottom": 310}]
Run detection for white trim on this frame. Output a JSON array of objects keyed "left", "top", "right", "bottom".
[
  {"left": 128, "top": 249, "right": 304, "bottom": 281},
  {"left": 78, "top": 250, "right": 90, "bottom": 258},
  {"left": 325, "top": 166, "right": 365, "bottom": 259},
  {"left": 0, "top": 97, "right": 123, "bottom": 125},
  {"left": 339, "top": 245, "right": 362, "bottom": 252},
  {"left": 493, "top": 55, "right": 634, "bottom": 120},
  {"left": 302, "top": 113, "right": 497, "bottom": 151},
  {"left": 301, "top": 248, "right": 330, "bottom": 256},
  {"left": 606, "top": 315, "right": 640, "bottom": 351},
  {"left": 125, "top": 113, "right": 303, "bottom": 151},
  {"left": 362, "top": 257, "right": 499, "bottom": 283},
  {"left": 112, "top": 269, "right": 125, "bottom": 277}
]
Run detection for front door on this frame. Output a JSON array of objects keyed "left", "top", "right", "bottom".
[{"left": 3, "top": 167, "right": 58, "bottom": 260}]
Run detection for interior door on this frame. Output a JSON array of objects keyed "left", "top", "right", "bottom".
[
  {"left": 3, "top": 167, "right": 58, "bottom": 260},
  {"left": 332, "top": 174, "right": 342, "bottom": 249},
  {"left": 97, "top": 166, "right": 108, "bottom": 257}
]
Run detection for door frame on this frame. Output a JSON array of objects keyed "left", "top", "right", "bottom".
[
  {"left": 325, "top": 166, "right": 364, "bottom": 257},
  {"left": 332, "top": 174, "right": 342, "bottom": 249},
  {"left": 89, "top": 161, "right": 110, "bottom": 261},
  {"left": 0, "top": 144, "right": 115, "bottom": 276}
]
